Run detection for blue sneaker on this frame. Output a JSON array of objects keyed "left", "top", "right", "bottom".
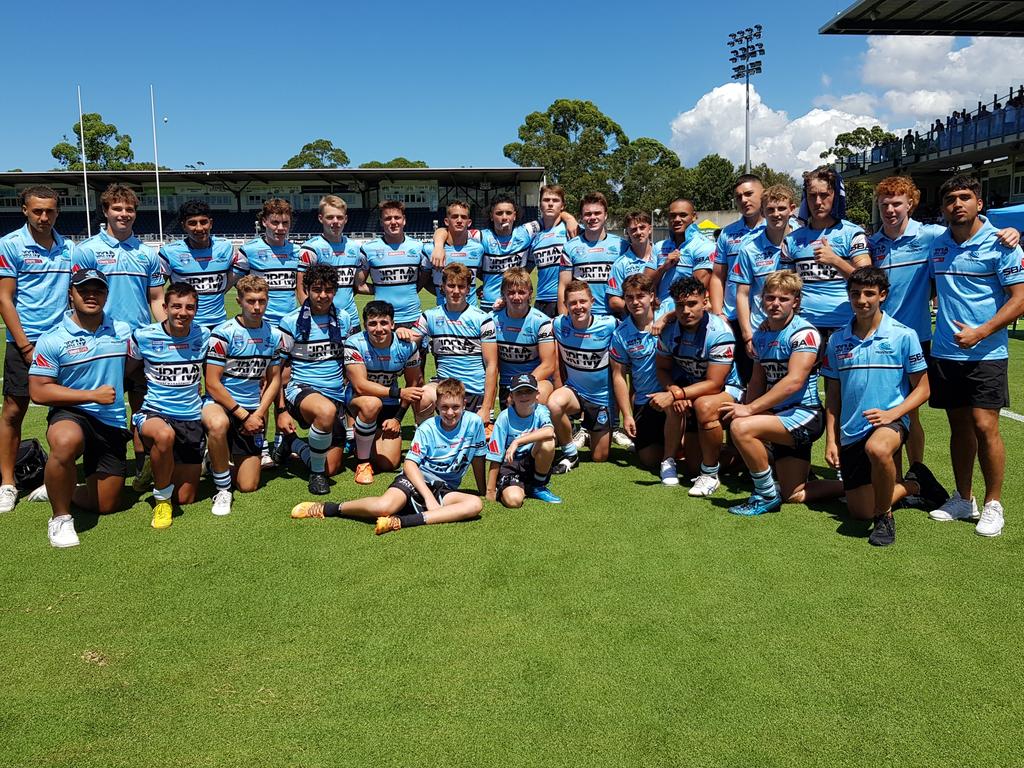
[
  {"left": 527, "top": 485, "right": 562, "bottom": 504},
  {"left": 728, "top": 493, "right": 781, "bottom": 516}
]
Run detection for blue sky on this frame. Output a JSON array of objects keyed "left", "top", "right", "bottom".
[{"left": 4, "top": 2, "right": 1020, "bottom": 174}]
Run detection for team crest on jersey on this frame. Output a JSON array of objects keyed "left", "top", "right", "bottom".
[
  {"left": 876, "top": 342, "right": 894, "bottom": 354},
  {"left": 410, "top": 442, "right": 421, "bottom": 455},
  {"left": 152, "top": 340, "right": 165, "bottom": 352}
]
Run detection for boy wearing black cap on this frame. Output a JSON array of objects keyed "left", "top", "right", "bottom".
[{"left": 485, "top": 373, "right": 561, "bottom": 507}]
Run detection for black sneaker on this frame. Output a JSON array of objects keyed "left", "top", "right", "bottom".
[
  {"left": 906, "top": 462, "right": 949, "bottom": 510},
  {"left": 551, "top": 454, "right": 580, "bottom": 475},
  {"left": 308, "top": 472, "right": 330, "bottom": 495},
  {"left": 868, "top": 513, "right": 896, "bottom": 547},
  {"left": 270, "top": 435, "right": 293, "bottom": 467}
]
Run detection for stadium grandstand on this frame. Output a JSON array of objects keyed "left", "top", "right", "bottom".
[{"left": 0, "top": 167, "right": 545, "bottom": 243}]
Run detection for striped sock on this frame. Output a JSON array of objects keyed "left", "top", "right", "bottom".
[
  {"left": 354, "top": 417, "right": 377, "bottom": 461},
  {"left": 153, "top": 483, "right": 174, "bottom": 502},
  {"left": 561, "top": 442, "right": 579, "bottom": 459},
  {"left": 212, "top": 469, "right": 231, "bottom": 492},
  {"left": 701, "top": 462, "right": 720, "bottom": 477},
  {"left": 307, "top": 427, "right": 331, "bottom": 474},
  {"left": 751, "top": 467, "right": 777, "bottom": 499}
]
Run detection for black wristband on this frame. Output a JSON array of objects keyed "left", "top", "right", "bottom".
[{"left": 230, "top": 404, "right": 245, "bottom": 418}]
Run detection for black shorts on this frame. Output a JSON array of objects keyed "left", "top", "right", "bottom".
[
  {"left": 388, "top": 472, "right": 455, "bottom": 515},
  {"left": 124, "top": 364, "right": 148, "bottom": 396},
  {"left": 928, "top": 357, "right": 1009, "bottom": 410},
  {"left": 633, "top": 405, "right": 666, "bottom": 451},
  {"left": 771, "top": 408, "right": 826, "bottom": 463},
  {"left": 286, "top": 384, "right": 347, "bottom": 443},
  {"left": 838, "top": 424, "right": 907, "bottom": 492},
  {"left": 137, "top": 410, "right": 205, "bottom": 465},
  {"left": 429, "top": 377, "right": 484, "bottom": 414},
  {"left": 49, "top": 407, "right": 130, "bottom": 477},
  {"left": 3, "top": 343, "right": 29, "bottom": 398},
  {"left": 728, "top": 318, "right": 755, "bottom": 386},
  {"left": 534, "top": 300, "right": 558, "bottom": 318},
  {"left": 920, "top": 340, "right": 932, "bottom": 364},
  {"left": 496, "top": 452, "right": 537, "bottom": 493},
  {"left": 568, "top": 388, "right": 611, "bottom": 433},
  {"left": 207, "top": 402, "right": 265, "bottom": 457}
]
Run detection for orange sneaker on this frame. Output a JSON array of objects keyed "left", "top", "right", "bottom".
[
  {"left": 354, "top": 462, "right": 374, "bottom": 485},
  {"left": 374, "top": 515, "right": 401, "bottom": 535},
  {"left": 291, "top": 501, "right": 325, "bottom": 519}
]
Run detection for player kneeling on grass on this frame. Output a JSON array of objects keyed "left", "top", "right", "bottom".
[
  {"left": 201, "top": 276, "right": 282, "bottom": 516},
  {"left": 29, "top": 269, "right": 132, "bottom": 548},
  {"left": 822, "top": 266, "right": 935, "bottom": 547},
  {"left": 485, "top": 373, "right": 561, "bottom": 506},
  {"left": 718, "top": 271, "right": 845, "bottom": 516},
  {"left": 654, "top": 277, "right": 744, "bottom": 497},
  {"left": 487, "top": 268, "right": 556, "bottom": 406},
  {"left": 291, "top": 378, "right": 486, "bottom": 535},
  {"left": 127, "top": 282, "right": 210, "bottom": 529},
  {"left": 275, "top": 263, "right": 353, "bottom": 496},
  {"left": 342, "top": 300, "right": 424, "bottom": 483}
]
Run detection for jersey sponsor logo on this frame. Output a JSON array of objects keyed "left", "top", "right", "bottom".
[
  {"left": 432, "top": 336, "right": 481, "bottom": 356},
  {"left": 761, "top": 359, "right": 788, "bottom": 384},
  {"left": 909, "top": 352, "right": 924, "bottom": 365},
  {"left": 531, "top": 245, "right": 563, "bottom": 268},
  {"left": 373, "top": 265, "right": 418, "bottom": 284},
  {"left": 483, "top": 252, "right": 527, "bottom": 273},
  {"left": 96, "top": 250, "right": 118, "bottom": 265},
  {"left": 334, "top": 265, "right": 358, "bottom": 285},
  {"left": 367, "top": 370, "right": 398, "bottom": 386},
  {"left": 497, "top": 343, "right": 537, "bottom": 363},
  {"left": 293, "top": 340, "right": 341, "bottom": 360},
  {"left": 148, "top": 361, "right": 202, "bottom": 386},
  {"left": 574, "top": 263, "right": 612, "bottom": 282},
  {"left": 1001, "top": 257, "right": 1024, "bottom": 277},
  {"left": 792, "top": 259, "right": 839, "bottom": 282},
  {"left": 346, "top": 349, "right": 365, "bottom": 363},
  {"left": 210, "top": 340, "right": 228, "bottom": 357},
  {"left": 224, "top": 358, "right": 270, "bottom": 379},
  {"left": 259, "top": 269, "right": 296, "bottom": 290},
  {"left": 184, "top": 272, "right": 227, "bottom": 293},
  {"left": 410, "top": 441, "right": 421, "bottom": 455},
  {"left": 560, "top": 346, "right": 607, "bottom": 371}
]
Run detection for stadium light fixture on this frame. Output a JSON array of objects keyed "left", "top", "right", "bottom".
[
  {"left": 76, "top": 86, "right": 91, "bottom": 237},
  {"left": 725, "top": 24, "right": 766, "bottom": 173}
]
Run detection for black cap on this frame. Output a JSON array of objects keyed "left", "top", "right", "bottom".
[
  {"left": 71, "top": 268, "right": 108, "bottom": 288},
  {"left": 510, "top": 373, "right": 539, "bottom": 392}
]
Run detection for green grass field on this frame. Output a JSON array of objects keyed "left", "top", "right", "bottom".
[{"left": 2, "top": 306, "right": 1024, "bottom": 767}]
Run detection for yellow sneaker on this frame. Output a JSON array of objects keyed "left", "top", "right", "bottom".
[
  {"left": 151, "top": 500, "right": 173, "bottom": 529},
  {"left": 291, "top": 501, "right": 325, "bottom": 519},
  {"left": 354, "top": 462, "right": 374, "bottom": 485},
  {"left": 374, "top": 515, "right": 401, "bottom": 536}
]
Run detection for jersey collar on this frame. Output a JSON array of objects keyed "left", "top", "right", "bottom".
[
  {"left": 98, "top": 227, "right": 140, "bottom": 249},
  {"left": 842, "top": 310, "right": 894, "bottom": 341},
  {"left": 18, "top": 224, "right": 67, "bottom": 253},
  {"left": 61, "top": 309, "right": 114, "bottom": 336}
]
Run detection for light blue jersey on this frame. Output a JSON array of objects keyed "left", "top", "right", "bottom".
[
  {"left": 0, "top": 224, "right": 73, "bottom": 341},
  {"left": 822, "top": 312, "right": 927, "bottom": 445},
  {"left": 206, "top": 317, "right": 282, "bottom": 410},
  {"left": 655, "top": 225, "right": 716, "bottom": 302},
  {"left": 552, "top": 314, "right": 617, "bottom": 406},
  {"left": 299, "top": 235, "right": 363, "bottom": 327},
  {"left": 560, "top": 233, "right": 628, "bottom": 315},
  {"left": 606, "top": 248, "right": 657, "bottom": 301},
  {"left": 478, "top": 223, "right": 539, "bottom": 310},
  {"left": 656, "top": 312, "right": 742, "bottom": 393},
  {"left": 929, "top": 218, "right": 1024, "bottom": 361},
  {"left": 783, "top": 220, "right": 869, "bottom": 330},
  {"left": 868, "top": 219, "right": 944, "bottom": 343},
  {"left": 232, "top": 238, "right": 300, "bottom": 326},
  {"left": 360, "top": 236, "right": 425, "bottom": 324},
  {"left": 529, "top": 222, "right": 570, "bottom": 302},
  {"left": 422, "top": 240, "right": 484, "bottom": 307},
  {"left": 414, "top": 304, "right": 492, "bottom": 395},
  {"left": 30, "top": 311, "right": 131, "bottom": 428},
  {"left": 730, "top": 231, "right": 785, "bottom": 328},
  {"left": 752, "top": 314, "right": 821, "bottom": 412},
  {"left": 342, "top": 331, "right": 420, "bottom": 405},
  {"left": 486, "top": 404, "right": 553, "bottom": 462},
  {"left": 610, "top": 316, "right": 664, "bottom": 404},
  {"left": 73, "top": 229, "right": 163, "bottom": 329},
  {"left": 159, "top": 236, "right": 235, "bottom": 328},
  {"left": 483, "top": 307, "right": 553, "bottom": 388},
  {"left": 279, "top": 308, "right": 354, "bottom": 402},
  {"left": 129, "top": 321, "right": 210, "bottom": 421},
  {"left": 715, "top": 218, "right": 766, "bottom": 319},
  {"left": 407, "top": 412, "right": 486, "bottom": 489}
]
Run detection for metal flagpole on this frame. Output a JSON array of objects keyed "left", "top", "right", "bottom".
[
  {"left": 77, "top": 86, "right": 92, "bottom": 237},
  {"left": 150, "top": 85, "right": 163, "bottom": 241}
]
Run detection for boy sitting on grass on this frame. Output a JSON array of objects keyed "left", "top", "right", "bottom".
[
  {"left": 485, "top": 373, "right": 561, "bottom": 508},
  {"left": 291, "top": 378, "right": 486, "bottom": 535}
]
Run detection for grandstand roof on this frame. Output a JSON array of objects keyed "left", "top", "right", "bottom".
[
  {"left": 821, "top": 0, "right": 1024, "bottom": 36},
  {"left": 0, "top": 166, "right": 546, "bottom": 187}
]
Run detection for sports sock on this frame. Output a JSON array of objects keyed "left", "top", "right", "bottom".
[
  {"left": 533, "top": 471, "right": 550, "bottom": 487},
  {"left": 307, "top": 427, "right": 331, "bottom": 474},
  {"left": 322, "top": 502, "right": 341, "bottom": 517},
  {"left": 751, "top": 467, "right": 777, "bottom": 499},
  {"left": 212, "top": 469, "right": 231, "bottom": 492},
  {"left": 700, "top": 462, "right": 720, "bottom": 477},
  {"left": 135, "top": 452, "right": 147, "bottom": 472},
  {"left": 292, "top": 438, "right": 309, "bottom": 467},
  {"left": 561, "top": 442, "right": 579, "bottom": 459},
  {"left": 354, "top": 417, "right": 376, "bottom": 461},
  {"left": 153, "top": 483, "right": 174, "bottom": 502},
  {"left": 398, "top": 512, "right": 426, "bottom": 528}
]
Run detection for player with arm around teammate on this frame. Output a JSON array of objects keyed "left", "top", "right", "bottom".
[
  {"left": 359, "top": 200, "right": 426, "bottom": 329},
  {"left": 291, "top": 378, "right": 487, "bottom": 535},
  {"left": 528, "top": 184, "right": 575, "bottom": 318},
  {"left": 201, "top": 276, "right": 282, "bottom": 515},
  {"left": 297, "top": 195, "right": 366, "bottom": 330},
  {"left": 557, "top": 192, "right": 627, "bottom": 317},
  {"left": 653, "top": 198, "right": 715, "bottom": 303}
]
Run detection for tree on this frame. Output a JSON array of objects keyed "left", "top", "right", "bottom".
[
  {"left": 358, "top": 157, "right": 428, "bottom": 168},
  {"left": 819, "top": 125, "right": 898, "bottom": 162},
  {"left": 687, "top": 154, "right": 737, "bottom": 211},
  {"left": 51, "top": 113, "right": 137, "bottom": 170},
  {"left": 614, "top": 137, "right": 688, "bottom": 217},
  {"left": 844, "top": 181, "right": 874, "bottom": 228},
  {"left": 744, "top": 162, "right": 799, "bottom": 192},
  {"left": 283, "top": 139, "right": 350, "bottom": 169}
]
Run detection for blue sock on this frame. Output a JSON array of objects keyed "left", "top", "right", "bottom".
[
  {"left": 212, "top": 469, "right": 231, "bottom": 492},
  {"left": 307, "top": 427, "right": 331, "bottom": 474},
  {"left": 752, "top": 467, "right": 776, "bottom": 498},
  {"left": 153, "top": 484, "right": 174, "bottom": 502},
  {"left": 701, "top": 462, "right": 720, "bottom": 477},
  {"left": 562, "top": 442, "right": 578, "bottom": 459}
]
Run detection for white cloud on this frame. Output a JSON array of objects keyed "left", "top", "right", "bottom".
[
  {"left": 820, "top": 74, "right": 832, "bottom": 89},
  {"left": 813, "top": 91, "right": 879, "bottom": 115}
]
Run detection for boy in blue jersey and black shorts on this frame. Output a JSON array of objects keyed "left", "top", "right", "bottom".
[
  {"left": 202, "top": 276, "right": 282, "bottom": 516},
  {"left": 486, "top": 268, "right": 556, "bottom": 406},
  {"left": 360, "top": 200, "right": 426, "bottom": 329},
  {"left": 652, "top": 198, "right": 715, "bottom": 302},
  {"left": 275, "top": 264, "right": 353, "bottom": 495},
  {"left": 342, "top": 300, "right": 424, "bottom": 483},
  {"left": 822, "top": 267, "right": 932, "bottom": 547},
  {"left": 298, "top": 195, "right": 366, "bottom": 330},
  {"left": 485, "top": 373, "right": 561, "bottom": 507},
  {"left": 529, "top": 184, "right": 574, "bottom": 318},
  {"left": 926, "top": 174, "right": 1024, "bottom": 536},
  {"left": 607, "top": 211, "right": 658, "bottom": 318},
  {"left": 558, "top": 192, "right": 627, "bottom": 317},
  {"left": 422, "top": 201, "right": 485, "bottom": 307},
  {"left": 291, "top": 378, "right": 487, "bottom": 536},
  {"left": 654, "top": 277, "right": 744, "bottom": 497},
  {"left": 159, "top": 200, "right": 237, "bottom": 331},
  {"left": 28, "top": 268, "right": 132, "bottom": 548},
  {"left": 128, "top": 282, "right": 210, "bottom": 530},
  {"left": 0, "top": 185, "right": 73, "bottom": 513}
]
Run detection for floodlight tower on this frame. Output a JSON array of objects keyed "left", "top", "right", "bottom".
[{"left": 727, "top": 25, "right": 765, "bottom": 173}]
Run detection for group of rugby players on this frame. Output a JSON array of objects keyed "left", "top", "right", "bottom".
[{"left": 2, "top": 166, "right": 1021, "bottom": 549}]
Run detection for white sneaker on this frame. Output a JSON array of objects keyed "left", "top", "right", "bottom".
[
  {"left": 928, "top": 491, "right": 979, "bottom": 522},
  {"left": 260, "top": 450, "right": 276, "bottom": 469},
  {"left": 689, "top": 473, "right": 721, "bottom": 497},
  {"left": 0, "top": 484, "right": 17, "bottom": 513},
  {"left": 660, "top": 458, "right": 679, "bottom": 486},
  {"left": 26, "top": 484, "right": 49, "bottom": 502},
  {"left": 571, "top": 427, "right": 589, "bottom": 450},
  {"left": 976, "top": 500, "right": 1005, "bottom": 537},
  {"left": 611, "top": 428, "right": 635, "bottom": 450},
  {"left": 47, "top": 514, "right": 80, "bottom": 548},
  {"left": 211, "top": 489, "right": 233, "bottom": 517}
]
